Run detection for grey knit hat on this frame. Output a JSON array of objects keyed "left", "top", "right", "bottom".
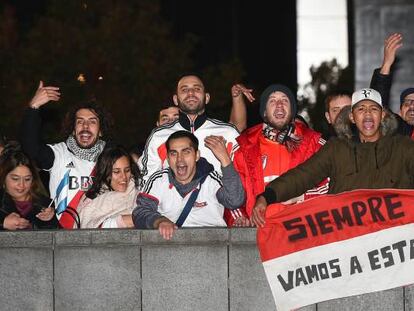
[{"left": 259, "top": 84, "right": 297, "bottom": 121}]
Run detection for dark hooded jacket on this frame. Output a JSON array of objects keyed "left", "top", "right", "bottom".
[
  {"left": 0, "top": 189, "right": 59, "bottom": 230},
  {"left": 370, "top": 68, "right": 414, "bottom": 137},
  {"left": 262, "top": 107, "right": 414, "bottom": 204}
]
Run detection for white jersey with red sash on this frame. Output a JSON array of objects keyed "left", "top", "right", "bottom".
[{"left": 47, "top": 142, "right": 96, "bottom": 228}]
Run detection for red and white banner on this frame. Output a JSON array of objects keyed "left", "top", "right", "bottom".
[{"left": 257, "top": 189, "right": 414, "bottom": 311}]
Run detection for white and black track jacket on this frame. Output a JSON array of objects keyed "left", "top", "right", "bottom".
[
  {"left": 138, "top": 111, "right": 239, "bottom": 187},
  {"left": 133, "top": 158, "right": 245, "bottom": 228}
]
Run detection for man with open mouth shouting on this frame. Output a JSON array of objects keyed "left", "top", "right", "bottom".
[
  {"left": 133, "top": 131, "right": 245, "bottom": 240},
  {"left": 252, "top": 88, "right": 414, "bottom": 227},
  {"left": 20, "top": 81, "right": 112, "bottom": 228},
  {"left": 231, "top": 84, "right": 328, "bottom": 227}
]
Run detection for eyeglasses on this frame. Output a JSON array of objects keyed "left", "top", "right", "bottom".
[{"left": 402, "top": 99, "right": 414, "bottom": 106}]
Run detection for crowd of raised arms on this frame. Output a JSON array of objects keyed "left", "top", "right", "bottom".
[{"left": 1, "top": 33, "right": 414, "bottom": 240}]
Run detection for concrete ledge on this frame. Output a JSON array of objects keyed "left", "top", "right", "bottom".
[
  {"left": 317, "top": 287, "right": 404, "bottom": 311},
  {"left": 141, "top": 227, "right": 229, "bottom": 245},
  {"left": 0, "top": 230, "right": 53, "bottom": 248},
  {"left": 91, "top": 229, "right": 141, "bottom": 245},
  {"left": 229, "top": 227, "right": 257, "bottom": 244},
  {"left": 0, "top": 248, "right": 53, "bottom": 311},
  {"left": 142, "top": 244, "right": 228, "bottom": 311},
  {"left": 55, "top": 230, "right": 92, "bottom": 246},
  {"left": 54, "top": 246, "right": 141, "bottom": 311},
  {"left": 0, "top": 228, "right": 411, "bottom": 310}
]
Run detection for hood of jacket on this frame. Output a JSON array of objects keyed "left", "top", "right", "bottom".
[
  {"left": 168, "top": 157, "right": 214, "bottom": 197},
  {"left": 334, "top": 106, "right": 398, "bottom": 140}
]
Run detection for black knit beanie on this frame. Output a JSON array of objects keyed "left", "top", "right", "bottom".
[
  {"left": 259, "top": 84, "right": 297, "bottom": 121},
  {"left": 400, "top": 88, "right": 414, "bottom": 107}
]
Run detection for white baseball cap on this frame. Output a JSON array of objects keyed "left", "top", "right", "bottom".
[{"left": 351, "top": 88, "right": 382, "bottom": 109}]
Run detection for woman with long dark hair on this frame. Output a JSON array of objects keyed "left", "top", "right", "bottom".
[
  {"left": 0, "top": 146, "right": 58, "bottom": 230},
  {"left": 77, "top": 145, "right": 141, "bottom": 228}
]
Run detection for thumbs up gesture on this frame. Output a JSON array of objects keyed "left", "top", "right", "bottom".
[{"left": 29, "top": 80, "right": 61, "bottom": 109}]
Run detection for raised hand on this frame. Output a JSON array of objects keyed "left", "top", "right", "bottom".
[
  {"left": 204, "top": 135, "right": 231, "bottom": 167},
  {"left": 381, "top": 33, "right": 403, "bottom": 74},
  {"left": 231, "top": 83, "right": 255, "bottom": 103},
  {"left": 29, "top": 81, "right": 61, "bottom": 109}
]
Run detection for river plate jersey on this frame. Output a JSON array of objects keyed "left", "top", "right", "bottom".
[
  {"left": 142, "top": 169, "right": 227, "bottom": 227},
  {"left": 47, "top": 142, "right": 95, "bottom": 221},
  {"left": 139, "top": 117, "right": 239, "bottom": 186}
]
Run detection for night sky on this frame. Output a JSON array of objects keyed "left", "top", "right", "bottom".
[
  {"left": 7, "top": 1, "right": 297, "bottom": 89},
  {"left": 161, "top": 1, "right": 297, "bottom": 91},
  {"left": 161, "top": 0, "right": 297, "bottom": 125},
  {"left": 2, "top": 0, "right": 297, "bottom": 135},
  {"left": 5, "top": 0, "right": 296, "bottom": 89}
]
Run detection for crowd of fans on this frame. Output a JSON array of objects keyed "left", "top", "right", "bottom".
[{"left": 1, "top": 33, "right": 413, "bottom": 239}]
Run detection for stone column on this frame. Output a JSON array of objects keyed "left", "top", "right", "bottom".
[{"left": 354, "top": 0, "right": 414, "bottom": 111}]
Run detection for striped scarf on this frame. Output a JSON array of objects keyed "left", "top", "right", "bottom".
[{"left": 262, "top": 123, "right": 302, "bottom": 152}]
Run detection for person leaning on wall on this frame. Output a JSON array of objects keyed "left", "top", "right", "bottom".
[{"left": 0, "top": 144, "right": 58, "bottom": 230}]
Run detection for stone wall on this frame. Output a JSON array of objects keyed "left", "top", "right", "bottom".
[
  {"left": 0, "top": 228, "right": 412, "bottom": 311},
  {"left": 354, "top": 0, "right": 414, "bottom": 112}
]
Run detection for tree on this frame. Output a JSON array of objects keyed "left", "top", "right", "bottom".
[
  {"left": 298, "top": 59, "right": 353, "bottom": 136},
  {"left": 0, "top": 5, "right": 19, "bottom": 134},
  {"left": 0, "top": 0, "right": 244, "bottom": 146},
  {"left": 202, "top": 58, "right": 245, "bottom": 122}
]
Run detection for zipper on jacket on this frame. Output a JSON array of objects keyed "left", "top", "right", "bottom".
[
  {"left": 353, "top": 147, "right": 359, "bottom": 173},
  {"left": 186, "top": 114, "right": 196, "bottom": 133}
]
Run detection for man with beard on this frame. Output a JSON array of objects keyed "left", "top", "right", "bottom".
[
  {"left": 139, "top": 74, "right": 240, "bottom": 187},
  {"left": 229, "top": 84, "right": 328, "bottom": 226},
  {"left": 155, "top": 83, "right": 254, "bottom": 131},
  {"left": 252, "top": 88, "right": 414, "bottom": 227},
  {"left": 20, "top": 81, "right": 112, "bottom": 228},
  {"left": 399, "top": 88, "right": 414, "bottom": 127},
  {"left": 133, "top": 131, "right": 245, "bottom": 239}
]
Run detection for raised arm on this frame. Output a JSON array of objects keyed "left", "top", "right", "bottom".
[
  {"left": 19, "top": 81, "right": 61, "bottom": 169},
  {"left": 370, "top": 33, "right": 403, "bottom": 109},
  {"left": 204, "top": 135, "right": 247, "bottom": 227},
  {"left": 204, "top": 135, "right": 245, "bottom": 209},
  {"left": 229, "top": 83, "right": 255, "bottom": 132},
  {"left": 380, "top": 33, "right": 403, "bottom": 75}
]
